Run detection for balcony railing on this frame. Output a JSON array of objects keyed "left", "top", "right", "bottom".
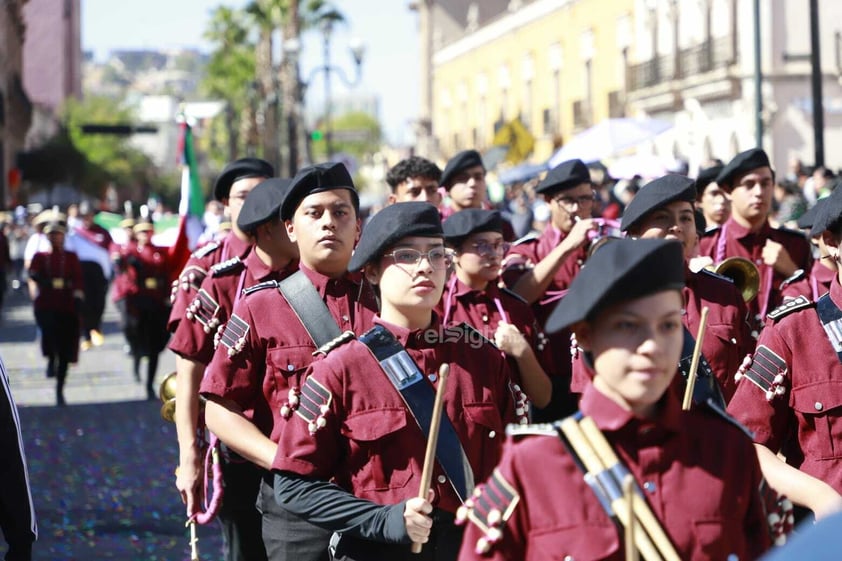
[{"left": 628, "top": 35, "right": 735, "bottom": 91}]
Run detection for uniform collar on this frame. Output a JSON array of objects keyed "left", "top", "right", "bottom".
[
  {"left": 224, "top": 231, "right": 252, "bottom": 259},
  {"left": 298, "top": 263, "right": 361, "bottom": 298},
  {"left": 373, "top": 313, "right": 442, "bottom": 348},
  {"left": 723, "top": 216, "right": 771, "bottom": 240},
  {"left": 579, "top": 380, "right": 684, "bottom": 434},
  {"left": 451, "top": 275, "right": 500, "bottom": 299},
  {"left": 813, "top": 260, "right": 837, "bottom": 285},
  {"left": 243, "top": 246, "right": 275, "bottom": 281}
]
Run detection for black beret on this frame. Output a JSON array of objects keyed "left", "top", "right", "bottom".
[
  {"left": 810, "top": 190, "right": 842, "bottom": 237},
  {"left": 348, "top": 202, "right": 443, "bottom": 271},
  {"left": 213, "top": 158, "right": 274, "bottom": 201},
  {"left": 716, "top": 148, "right": 772, "bottom": 190},
  {"left": 442, "top": 209, "right": 503, "bottom": 247},
  {"left": 546, "top": 238, "right": 685, "bottom": 333},
  {"left": 535, "top": 159, "right": 591, "bottom": 196},
  {"left": 797, "top": 198, "right": 826, "bottom": 230},
  {"left": 440, "top": 150, "right": 484, "bottom": 189},
  {"left": 236, "top": 178, "right": 292, "bottom": 233},
  {"left": 694, "top": 164, "right": 724, "bottom": 199},
  {"left": 620, "top": 174, "right": 696, "bottom": 232},
  {"left": 281, "top": 162, "right": 359, "bottom": 221}
]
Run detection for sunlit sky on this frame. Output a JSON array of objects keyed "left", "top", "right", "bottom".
[{"left": 82, "top": 0, "right": 421, "bottom": 144}]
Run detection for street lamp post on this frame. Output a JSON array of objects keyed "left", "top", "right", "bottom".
[{"left": 284, "top": 25, "right": 365, "bottom": 163}]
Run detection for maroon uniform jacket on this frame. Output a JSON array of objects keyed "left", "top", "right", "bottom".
[
  {"left": 167, "top": 232, "right": 251, "bottom": 332},
  {"left": 168, "top": 248, "right": 296, "bottom": 366},
  {"left": 808, "top": 259, "right": 835, "bottom": 300},
  {"left": 272, "top": 315, "right": 516, "bottom": 515},
  {"left": 699, "top": 218, "right": 812, "bottom": 329},
  {"left": 435, "top": 275, "right": 549, "bottom": 418},
  {"left": 570, "top": 268, "right": 754, "bottom": 402},
  {"left": 200, "top": 265, "right": 377, "bottom": 437},
  {"left": 727, "top": 277, "right": 842, "bottom": 495},
  {"left": 125, "top": 242, "right": 171, "bottom": 304},
  {"left": 110, "top": 240, "right": 137, "bottom": 302},
  {"left": 29, "top": 250, "right": 83, "bottom": 313},
  {"left": 458, "top": 384, "right": 772, "bottom": 561}
]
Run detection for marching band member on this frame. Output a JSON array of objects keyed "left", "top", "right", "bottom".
[
  {"left": 27, "top": 217, "right": 83, "bottom": 406},
  {"left": 795, "top": 199, "right": 835, "bottom": 300},
  {"left": 458, "top": 239, "right": 773, "bottom": 560},
  {"left": 438, "top": 209, "right": 552, "bottom": 410},
  {"left": 699, "top": 148, "right": 812, "bottom": 335},
  {"left": 200, "top": 163, "right": 377, "bottom": 561},
  {"left": 618, "top": 174, "right": 753, "bottom": 401},
  {"left": 727, "top": 182, "right": 842, "bottom": 521},
  {"left": 386, "top": 156, "right": 442, "bottom": 205},
  {"left": 170, "top": 178, "right": 298, "bottom": 561},
  {"left": 502, "top": 159, "right": 598, "bottom": 420},
  {"left": 271, "top": 202, "right": 515, "bottom": 560}
]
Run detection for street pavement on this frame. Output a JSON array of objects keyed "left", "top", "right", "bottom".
[{"left": 2, "top": 287, "right": 225, "bottom": 560}]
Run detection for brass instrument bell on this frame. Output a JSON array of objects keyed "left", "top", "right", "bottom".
[
  {"left": 159, "top": 371, "right": 177, "bottom": 422},
  {"left": 710, "top": 257, "right": 760, "bottom": 303}
]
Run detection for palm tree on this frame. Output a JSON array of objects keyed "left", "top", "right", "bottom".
[{"left": 202, "top": 6, "right": 256, "bottom": 162}]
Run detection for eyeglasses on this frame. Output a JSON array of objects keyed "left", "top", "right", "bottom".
[
  {"left": 552, "top": 194, "right": 595, "bottom": 209},
  {"left": 466, "top": 240, "right": 511, "bottom": 257},
  {"left": 383, "top": 247, "right": 451, "bottom": 270}
]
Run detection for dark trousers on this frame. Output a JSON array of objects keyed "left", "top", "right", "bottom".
[
  {"left": 257, "top": 477, "right": 331, "bottom": 561},
  {"left": 217, "top": 456, "right": 267, "bottom": 561},
  {"left": 79, "top": 261, "right": 108, "bottom": 336},
  {"left": 332, "top": 510, "right": 462, "bottom": 561}
]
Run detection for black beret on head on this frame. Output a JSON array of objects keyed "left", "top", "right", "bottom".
[
  {"left": 694, "top": 165, "right": 724, "bottom": 199},
  {"left": 440, "top": 150, "right": 484, "bottom": 189},
  {"left": 214, "top": 158, "right": 274, "bottom": 201},
  {"left": 348, "top": 202, "right": 443, "bottom": 271},
  {"left": 620, "top": 174, "right": 696, "bottom": 233},
  {"left": 546, "top": 238, "right": 685, "bottom": 333},
  {"left": 716, "top": 148, "right": 772, "bottom": 190},
  {"left": 810, "top": 190, "right": 842, "bottom": 237},
  {"left": 797, "top": 198, "right": 826, "bottom": 231},
  {"left": 442, "top": 209, "right": 503, "bottom": 247},
  {"left": 535, "top": 159, "right": 591, "bottom": 196},
  {"left": 281, "top": 162, "right": 359, "bottom": 221},
  {"left": 236, "top": 178, "right": 292, "bottom": 233}
]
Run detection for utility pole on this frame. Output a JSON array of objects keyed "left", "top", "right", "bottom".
[
  {"left": 753, "top": 0, "right": 763, "bottom": 147},
  {"left": 810, "top": 0, "right": 825, "bottom": 167}
]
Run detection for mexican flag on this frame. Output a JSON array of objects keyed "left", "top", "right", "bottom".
[{"left": 168, "top": 120, "right": 205, "bottom": 281}]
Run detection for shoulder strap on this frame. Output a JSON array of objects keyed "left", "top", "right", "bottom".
[
  {"left": 767, "top": 294, "right": 813, "bottom": 321},
  {"left": 358, "top": 324, "right": 473, "bottom": 501},
  {"left": 816, "top": 292, "right": 842, "bottom": 365},
  {"left": 278, "top": 270, "right": 342, "bottom": 349}
]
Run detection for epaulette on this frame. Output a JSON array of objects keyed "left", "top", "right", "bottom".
[
  {"left": 512, "top": 232, "right": 538, "bottom": 246},
  {"left": 185, "top": 289, "right": 221, "bottom": 333},
  {"left": 780, "top": 268, "right": 806, "bottom": 289},
  {"left": 499, "top": 286, "right": 529, "bottom": 305},
  {"left": 766, "top": 295, "right": 813, "bottom": 321},
  {"left": 218, "top": 314, "right": 249, "bottom": 357},
  {"left": 698, "top": 268, "right": 734, "bottom": 284},
  {"left": 455, "top": 469, "right": 520, "bottom": 555},
  {"left": 734, "top": 345, "right": 788, "bottom": 401},
  {"left": 313, "top": 330, "right": 355, "bottom": 357},
  {"left": 242, "top": 280, "right": 280, "bottom": 296},
  {"left": 176, "top": 265, "right": 208, "bottom": 295},
  {"left": 776, "top": 226, "right": 808, "bottom": 239},
  {"left": 505, "top": 422, "right": 557, "bottom": 438},
  {"left": 210, "top": 256, "right": 244, "bottom": 277},
  {"left": 191, "top": 241, "right": 220, "bottom": 258}
]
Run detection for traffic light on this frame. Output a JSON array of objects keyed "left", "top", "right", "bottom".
[{"left": 311, "top": 129, "right": 324, "bottom": 141}]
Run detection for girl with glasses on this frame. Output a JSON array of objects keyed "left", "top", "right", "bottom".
[{"left": 271, "top": 202, "right": 517, "bottom": 560}]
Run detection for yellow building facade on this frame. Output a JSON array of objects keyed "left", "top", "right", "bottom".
[{"left": 431, "top": 0, "right": 636, "bottom": 163}]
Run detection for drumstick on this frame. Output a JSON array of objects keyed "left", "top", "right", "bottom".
[
  {"left": 623, "top": 475, "right": 638, "bottom": 561},
  {"left": 187, "top": 519, "right": 199, "bottom": 560},
  {"left": 411, "top": 363, "right": 450, "bottom": 554},
  {"left": 682, "top": 306, "right": 710, "bottom": 411}
]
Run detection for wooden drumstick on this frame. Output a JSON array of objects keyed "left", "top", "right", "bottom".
[
  {"left": 623, "top": 475, "right": 638, "bottom": 561},
  {"left": 682, "top": 306, "right": 710, "bottom": 411},
  {"left": 187, "top": 519, "right": 200, "bottom": 560},
  {"left": 411, "top": 363, "right": 450, "bottom": 554}
]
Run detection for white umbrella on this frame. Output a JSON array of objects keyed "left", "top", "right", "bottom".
[
  {"left": 548, "top": 117, "right": 673, "bottom": 168},
  {"left": 607, "top": 154, "right": 673, "bottom": 180}
]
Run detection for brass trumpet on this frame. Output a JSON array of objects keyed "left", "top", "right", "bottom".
[{"left": 707, "top": 257, "right": 760, "bottom": 303}]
